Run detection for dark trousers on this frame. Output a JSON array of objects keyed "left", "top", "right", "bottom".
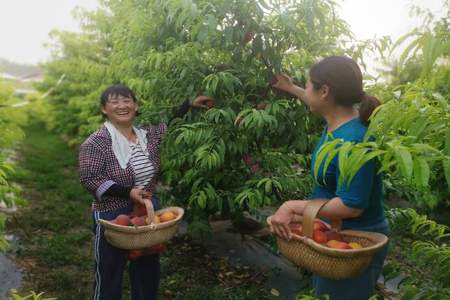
[{"left": 91, "top": 197, "right": 161, "bottom": 300}]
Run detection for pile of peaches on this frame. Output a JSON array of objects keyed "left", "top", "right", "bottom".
[
  {"left": 109, "top": 210, "right": 177, "bottom": 227},
  {"left": 290, "top": 220, "right": 364, "bottom": 250}
]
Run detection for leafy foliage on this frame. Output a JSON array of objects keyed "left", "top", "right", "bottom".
[
  {"left": 38, "top": 0, "right": 364, "bottom": 223},
  {"left": 387, "top": 208, "right": 449, "bottom": 241},
  {"left": 35, "top": 1, "right": 450, "bottom": 298},
  {"left": 8, "top": 291, "right": 56, "bottom": 300},
  {"left": 0, "top": 80, "right": 27, "bottom": 250},
  {"left": 385, "top": 208, "right": 450, "bottom": 299}
]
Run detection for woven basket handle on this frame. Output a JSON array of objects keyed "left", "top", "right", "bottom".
[
  {"left": 302, "top": 200, "right": 342, "bottom": 238},
  {"left": 144, "top": 198, "right": 155, "bottom": 225}
]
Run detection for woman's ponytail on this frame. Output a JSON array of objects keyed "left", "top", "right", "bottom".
[{"left": 359, "top": 93, "right": 381, "bottom": 126}]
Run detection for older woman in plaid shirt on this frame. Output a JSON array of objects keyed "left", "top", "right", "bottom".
[{"left": 79, "top": 84, "right": 213, "bottom": 300}]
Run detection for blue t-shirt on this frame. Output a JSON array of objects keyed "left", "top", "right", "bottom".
[{"left": 310, "top": 118, "right": 385, "bottom": 229}]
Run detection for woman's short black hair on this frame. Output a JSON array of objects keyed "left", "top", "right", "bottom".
[
  {"left": 100, "top": 84, "right": 137, "bottom": 107},
  {"left": 100, "top": 84, "right": 140, "bottom": 118}
]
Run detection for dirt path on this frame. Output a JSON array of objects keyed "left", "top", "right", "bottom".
[{"left": 0, "top": 253, "right": 22, "bottom": 298}]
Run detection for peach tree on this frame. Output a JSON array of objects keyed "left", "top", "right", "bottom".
[{"left": 38, "top": 0, "right": 368, "bottom": 222}]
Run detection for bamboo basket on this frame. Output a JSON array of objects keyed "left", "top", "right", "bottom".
[
  {"left": 98, "top": 199, "right": 184, "bottom": 250},
  {"left": 267, "top": 200, "right": 388, "bottom": 280}
]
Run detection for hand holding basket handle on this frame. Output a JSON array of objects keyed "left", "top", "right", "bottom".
[
  {"left": 129, "top": 188, "right": 151, "bottom": 206},
  {"left": 301, "top": 200, "right": 342, "bottom": 237}
]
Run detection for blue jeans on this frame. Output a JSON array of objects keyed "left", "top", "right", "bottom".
[
  {"left": 312, "top": 220, "right": 390, "bottom": 300},
  {"left": 91, "top": 196, "right": 161, "bottom": 300}
]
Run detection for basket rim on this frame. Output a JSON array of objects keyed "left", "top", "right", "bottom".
[
  {"left": 98, "top": 206, "right": 184, "bottom": 233},
  {"left": 267, "top": 215, "right": 388, "bottom": 257},
  {"left": 297, "top": 230, "right": 388, "bottom": 257}
]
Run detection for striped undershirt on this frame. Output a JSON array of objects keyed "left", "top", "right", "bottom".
[{"left": 129, "top": 142, "right": 155, "bottom": 188}]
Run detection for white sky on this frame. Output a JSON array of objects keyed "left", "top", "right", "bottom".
[
  {"left": 0, "top": 0, "right": 99, "bottom": 65},
  {"left": 0, "top": 0, "right": 446, "bottom": 65}
]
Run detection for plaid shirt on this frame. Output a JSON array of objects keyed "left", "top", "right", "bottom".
[{"left": 79, "top": 123, "right": 167, "bottom": 212}]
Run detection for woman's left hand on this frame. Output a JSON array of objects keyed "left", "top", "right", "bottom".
[
  {"left": 191, "top": 95, "right": 216, "bottom": 109},
  {"left": 270, "top": 202, "right": 295, "bottom": 240}
]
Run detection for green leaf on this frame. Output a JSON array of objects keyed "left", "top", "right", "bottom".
[
  {"left": 207, "top": 14, "right": 217, "bottom": 32},
  {"left": 196, "top": 25, "right": 209, "bottom": 42},
  {"left": 321, "top": 147, "right": 339, "bottom": 182},
  {"left": 343, "top": 147, "right": 367, "bottom": 186},
  {"left": 445, "top": 128, "right": 450, "bottom": 156},
  {"left": 400, "top": 284, "right": 421, "bottom": 300},
  {"left": 409, "top": 116, "right": 428, "bottom": 140},
  {"left": 345, "top": 149, "right": 385, "bottom": 186},
  {"left": 264, "top": 179, "right": 272, "bottom": 194},
  {"left": 272, "top": 179, "right": 282, "bottom": 192},
  {"left": 395, "top": 147, "right": 413, "bottom": 179},
  {"left": 337, "top": 143, "right": 353, "bottom": 188},
  {"left": 313, "top": 138, "right": 341, "bottom": 184},
  {"left": 413, "top": 157, "right": 430, "bottom": 188},
  {"left": 198, "top": 191, "right": 207, "bottom": 209},
  {"left": 443, "top": 158, "right": 450, "bottom": 190}
]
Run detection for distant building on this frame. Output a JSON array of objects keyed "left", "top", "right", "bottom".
[
  {"left": 1, "top": 72, "right": 43, "bottom": 83},
  {"left": 0, "top": 58, "right": 42, "bottom": 83},
  {"left": 21, "top": 72, "right": 43, "bottom": 83},
  {"left": 15, "top": 88, "right": 38, "bottom": 95},
  {"left": 0, "top": 58, "right": 42, "bottom": 96},
  {"left": 0, "top": 72, "right": 19, "bottom": 81}
]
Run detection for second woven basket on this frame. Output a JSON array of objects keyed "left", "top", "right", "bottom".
[{"left": 267, "top": 200, "right": 388, "bottom": 280}]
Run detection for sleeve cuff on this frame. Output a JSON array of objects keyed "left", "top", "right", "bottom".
[
  {"left": 96, "top": 180, "right": 116, "bottom": 201},
  {"left": 159, "top": 122, "right": 168, "bottom": 135},
  {"left": 339, "top": 195, "right": 369, "bottom": 209}
]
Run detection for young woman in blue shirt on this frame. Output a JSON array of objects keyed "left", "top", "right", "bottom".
[{"left": 269, "top": 56, "right": 389, "bottom": 300}]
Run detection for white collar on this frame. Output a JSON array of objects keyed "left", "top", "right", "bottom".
[{"left": 104, "top": 121, "right": 149, "bottom": 169}]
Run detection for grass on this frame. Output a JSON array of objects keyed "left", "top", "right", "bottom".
[
  {"left": 8, "top": 120, "right": 93, "bottom": 299},
  {"left": 6, "top": 119, "right": 270, "bottom": 299}
]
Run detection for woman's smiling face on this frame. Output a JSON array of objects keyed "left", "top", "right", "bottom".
[{"left": 101, "top": 94, "right": 138, "bottom": 126}]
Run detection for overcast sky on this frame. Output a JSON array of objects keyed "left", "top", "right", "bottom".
[{"left": 0, "top": 0, "right": 445, "bottom": 65}]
